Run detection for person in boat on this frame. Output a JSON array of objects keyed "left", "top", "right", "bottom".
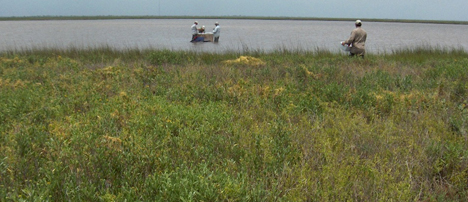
[
  {"left": 198, "top": 26, "right": 205, "bottom": 34},
  {"left": 190, "top": 21, "right": 199, "bottom": 42},
  {"left": 212, "top": 22, "right": 221, "bottom": 42},
  {"left": 341, "top": 20, "right": 367, "bottom": 58}
]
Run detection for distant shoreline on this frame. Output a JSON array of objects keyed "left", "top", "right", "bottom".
[{"left": 1, "top": 15, "right": 467, "bottom": 25}]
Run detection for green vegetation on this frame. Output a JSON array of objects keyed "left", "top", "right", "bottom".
[
  {"left": 1, "top": 47, "right": 468, "bottom": 201},
  {"left": 1, "top": 15, "right": 467, "bottom": 25}
]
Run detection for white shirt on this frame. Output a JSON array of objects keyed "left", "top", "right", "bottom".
[
  {"left": 191, "top": 24, "right": 198, "bottom": 35},
  {"left": 213, "top": 25, "right": 220, "bottom": 37}
]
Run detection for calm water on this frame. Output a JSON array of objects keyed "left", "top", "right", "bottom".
[{"left": 1, "top": 19, "right": 467, "bottom": 53}]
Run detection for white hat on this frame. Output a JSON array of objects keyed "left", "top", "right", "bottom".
[
  {"left": 194, "top": 21, "right": 198, "bottom": 24},
  {"left": 215, "top": 22, "right": 219, "bottom": 25},
  {"left": 355, "top": 20, "right": 362, "bottom": 25}
]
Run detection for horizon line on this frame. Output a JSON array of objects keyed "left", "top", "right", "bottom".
[{"left": 1, "top": 15, "right": 467, "bottom": 25}]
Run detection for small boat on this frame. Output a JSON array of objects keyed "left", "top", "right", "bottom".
[{"left": 192, "top": 32, "right": 214, "bottom": 42}]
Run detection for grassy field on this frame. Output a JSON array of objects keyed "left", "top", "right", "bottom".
[{"left": 1, "top": 47, "right": 468, "bottom": 201}]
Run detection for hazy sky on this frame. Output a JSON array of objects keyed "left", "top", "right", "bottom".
[{"left": 0, "top": 0, "right": 466, "bottom": 21}]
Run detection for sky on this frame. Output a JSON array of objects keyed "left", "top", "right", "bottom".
[{"left": 0, "top": 0, "right": 467, "bottom": 21}]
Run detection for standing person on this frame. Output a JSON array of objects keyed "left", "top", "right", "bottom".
[
  {"left": 212, "top": 22, "right": 221, "bottom": 42},
  {"left": 342, "top": 20, "right": 367, "bottom": 58},
  {"left": 191, "top": 21, "right": 199, "bottom": 42}
]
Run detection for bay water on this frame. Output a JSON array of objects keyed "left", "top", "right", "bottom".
[{"left": 1, "top": 19, "right": 467, "bottom": 53}]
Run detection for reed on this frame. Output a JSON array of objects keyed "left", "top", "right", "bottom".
[{"left": 1, "top": 46, "right": 468, "bottom": 201}]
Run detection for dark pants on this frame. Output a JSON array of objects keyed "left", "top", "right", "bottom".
[
  {"left": 191, "top": 34, "right": 198, "bottom": 42},
  {"left": 214, "top": 36, "right": 219, "bottom": 42}
]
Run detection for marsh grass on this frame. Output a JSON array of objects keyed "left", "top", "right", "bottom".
[{"left": 1, "top": 46, "right": 468, "bottom": 201}]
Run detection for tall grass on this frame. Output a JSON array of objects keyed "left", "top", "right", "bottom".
[{"left": 1, "top": 46, "right": 468, "bottom": 201}]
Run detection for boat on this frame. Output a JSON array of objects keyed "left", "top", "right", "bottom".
[{"left": 192, "top": 32, "right": 214, "bottom": 42}]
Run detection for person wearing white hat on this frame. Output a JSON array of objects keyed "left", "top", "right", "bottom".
[
  {"left": 341, "top": 20, "right": 367, "bottom": 58},
  {"left": 199, "top": 25, "right": 206, "bottom": 34},
  {"left": 191, "top": 21, "right": 199, "bottom": 42},
  {"left": 212, "top": 22, "right": 221, "bottom": 42}
]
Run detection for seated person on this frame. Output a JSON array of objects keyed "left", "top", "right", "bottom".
[{"left": 198, "top": 26, "right": 205, "bottom": 34}]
